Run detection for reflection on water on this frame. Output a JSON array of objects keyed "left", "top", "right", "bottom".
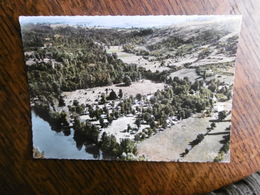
[{"left": 31, "top": 110, "right": 101, "bottom": 160}]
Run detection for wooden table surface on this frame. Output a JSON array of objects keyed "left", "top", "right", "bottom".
[{"left": 1, "top": 0, "right": 260, "bottom": 194}]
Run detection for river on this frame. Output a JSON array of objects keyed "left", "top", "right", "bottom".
[{"left": 31, "top": 110, "right": 101, "bottom": 160}]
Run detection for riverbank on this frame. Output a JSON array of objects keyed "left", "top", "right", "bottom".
[{"left": 31, "top": 110, "right": 100, "bottom": 160}]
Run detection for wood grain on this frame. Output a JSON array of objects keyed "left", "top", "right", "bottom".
[{"left": 1, "top": 0, "right": 260, "bottom": 194}]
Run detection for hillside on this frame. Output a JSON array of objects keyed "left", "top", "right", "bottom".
[
  {"left": 21, "top": 16, "right": 241, "bottom": 161},
  {"left": 122, "top": 18, "right": 241, "bottom": 69}
]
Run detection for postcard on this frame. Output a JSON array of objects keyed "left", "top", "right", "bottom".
[{"left": 19, "top": 15, "right": 242, "bottom": 162}]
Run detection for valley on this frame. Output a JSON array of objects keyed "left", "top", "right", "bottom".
[{"left": 21, "top": 16, "right": 241, "bottom": 161}]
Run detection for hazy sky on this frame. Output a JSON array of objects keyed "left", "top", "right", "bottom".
[{"left": 19, "top": 15, "right": 241, "bottom": 28}]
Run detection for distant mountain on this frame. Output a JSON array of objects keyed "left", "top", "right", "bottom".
[{"left": 146, "top": 17, "right": 241, "bottom": 45}]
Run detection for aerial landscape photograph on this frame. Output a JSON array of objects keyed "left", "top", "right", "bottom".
[{"left": 20, "top": 15, "right": 242, "bottom": 162}]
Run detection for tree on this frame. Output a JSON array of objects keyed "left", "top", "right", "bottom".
[
  {"left": 218, "top": 111, "right": 227, "bottom": 121},
  {"left": 208, "top": 83, "right": 217, "bottom": 92},
  {"left": 73, "top": 99, "right": 79, "bottom": 106},
  {"left": 73, "top": 116, "right": 82, "bottom": 130},
  {"left": 120, "top": 139, "right": 137, "bottom": 155},
  {"left": 183, "top": 76, "right": 189, "bottom": 82},
  {"left": 118, "top": 89, "right": 123, "bottom": 99},
  {"left": 58, "top": 96, "right": 65, "bottom": 107},
  {"left": 150, "top": 96, "right": 157, "bottom": 104},
  {"left": 160, "top": 118, "right": 167, "bottom": 128},
  {"left": 95, "top": 108, "right": 102, "bottom": 120},
  {"left": 100, "top": 133, "right": 121, "bottom": 156},
  {"left": 144, "top": 113, "right": 151, "bottom": 123},
  {"left": 226, "top": 91, "right": 232, "bottom": 100},
  {"left": 135, "top": 118, "right": 141, "bottom": 129},
  {"left": 100, "top": 132, "right": 109, "bottom": 150},
  {"left": 121, "top": 106, "right": 125, "bottom": 116},
  {"left": 112, "top": 52, "right": 118, "bottom": 59},
  {"left": 191, "top": 80, "right": 200, "bottom": 91},
  {"left": 99, "top": 118, "right": 104, "bottom": 128},
  {"left": 178, "top": 110, "right": 185, "bottom": 120},
  {"left": 211, "top": 122, "right": 216, "bottom": 129},
  {"left": 195, "top": 100, "right": 206, "bottom": 112},
  {"left": 102, "top": 133, "right": 114, "bottom": 150},
  {"left": 123, "top": 75, "right": 132, "bottom": 86},
  {"left": 58, "top": 111, "right": 69, "bottom": 127},
  {"left": 189, "top": 133, "right": 205, "bottom": 147},
  {"left": 107, "top": 115, "right": 113, "bottom": 124},
  {"left": 89, "top": 106, "right": 95, "bottom": 119},
  {"left": 76, "top": 105, "right": 84, "bottom": 114},
  {"left": 127, "top": 124, "right": 132, "bottom": 132},
  {"left": 108, "top": 89, "right": 117, "bottom": 100},
  {"left": 174, "top": 86, "right": 186, "bottom": 95},
  {"left": 149, "top": 121, "right": 156, "bottom": 129},
  {"left": 134, "top": 133, "right": 142, "bottom": 141},
  {"left": 173, "top": 76, "right": 180, "bottom": 83},
  {"left": 136, "top": 93, "right": 142, "bottom": 101},
  {"left": 89, "top": 125, "right": 100, "bottom": 144},
  {"left": 100, "top": 94, "right": 107, "bottom": 104},
  {"left": 164, "top": 105, "right": 173, "bottom": 116}
]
